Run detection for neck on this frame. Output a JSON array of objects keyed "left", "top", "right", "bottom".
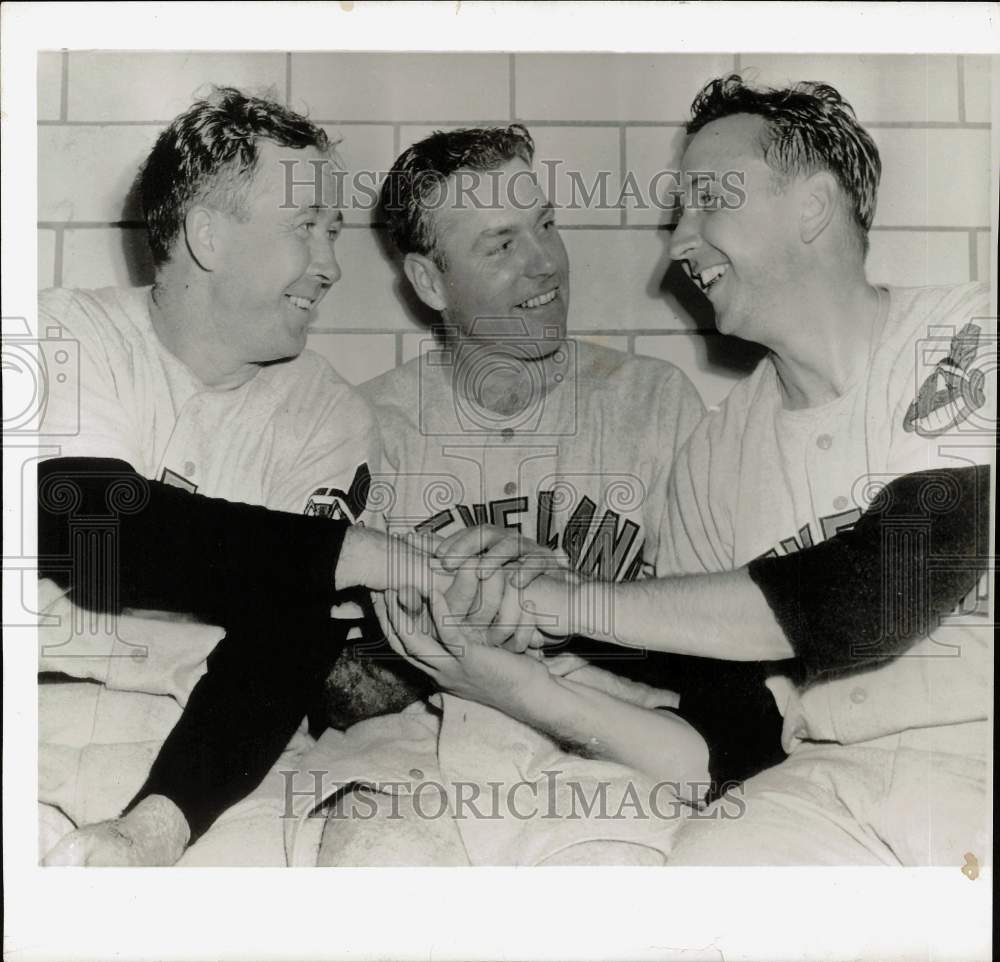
[
  {"left": 768, "top": 272, "right": 882, "bottom": 410},
  {"left": 149, "top": 267, "right": 257, "bottom": 388}
]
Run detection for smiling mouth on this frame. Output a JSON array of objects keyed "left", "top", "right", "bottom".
[
  {"left": 286, "top": 294, "right": 317, "bottom": 312},
  {"left": 516, "top": 287, "right": 559, "bottom": 310},
  {"left": 686, "top": 263, "right": 728, "bottom": 295}
]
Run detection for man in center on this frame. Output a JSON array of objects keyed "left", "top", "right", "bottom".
[
  {"left": 364, "top": 125, "right": 704, "bottom": 598},
  {"left": 304, "top": 125, "right": 749, "bottom": 865}
]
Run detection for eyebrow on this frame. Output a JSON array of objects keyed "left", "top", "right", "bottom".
[
  {"left": 473, "top": 202, "right": 555, "bottom": 242},
  {"left": 295, "top": 206, "right": 344, "bottom": 223}
]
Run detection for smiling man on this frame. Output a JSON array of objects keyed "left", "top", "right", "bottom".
[
  {"left": 299, "top": 125, "right": 724, "bottom": 866},
  {"left": 364, "top": 125, "right": 705, "bottom": 579},
  {"left": 516, "top": 76, "right": 994, "bottom": 866},
  {"left": 37, "top": 87, "right": 435, "bottom": 866}
]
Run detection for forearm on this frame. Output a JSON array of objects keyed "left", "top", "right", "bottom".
[
  {"left": 527, "top": 568, "right": 792, "bottom": 661},
  {"left": 527, "top": 466, "right": 990, "bottom": 667},
  {"left": 497, "top": 667, "right": 710, "bottom": 788}
]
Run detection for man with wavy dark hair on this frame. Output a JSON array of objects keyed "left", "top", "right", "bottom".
[
  {"left": 37, "top": 87, "right": 433, "bottom": 865},
  {"left": 686, "top": 75, "right": 881, "bottom": 253}
]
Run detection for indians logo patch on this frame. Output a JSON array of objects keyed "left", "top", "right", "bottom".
[
  {"left": 903, "top": 323, "right": 988, "bottom": 436},
  {"left": 305, "top": 463, "right": 371, "bottom": 523}
]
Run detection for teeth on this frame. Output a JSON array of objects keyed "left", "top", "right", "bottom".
[
  {"left": 697, "top": 265, "right": 727, "bottom": 290},
  {"left": 287, "top": 295, "right": 313, "bottom": 310},
  {"left": 518, "top": 289, "right": 558, "bottom": 309}
]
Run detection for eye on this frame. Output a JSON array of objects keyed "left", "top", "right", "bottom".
[
  {"left": 541, "top": 217, "right": 556, "bottom": 231},
  {"left": 488, "top": 239, "right": 514, "bottom": 256}
]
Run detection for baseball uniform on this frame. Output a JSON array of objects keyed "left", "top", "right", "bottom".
[
  {"left": 359, "top": 337, "right": 787, "bottom": 781},
  {"left": 659, "top": 281, "right": 995, "bottom": 865},
  {"left": 360, "top": 339, "right": 705, "bottom": 584},
  {"left": 37, "top": 285, "right": 379, "bottom": 842}
]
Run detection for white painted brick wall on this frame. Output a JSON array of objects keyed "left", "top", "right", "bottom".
[
  {"left": 514, "top": 54, "right": 736, "bottom": 121},
  {"left": 306, "top": 332, "right": 397, "bottom": 386},
  {"left": 866, "top": 232, "right": 971, "bottom": 288},
  {"left": 623, "top": 126, "right": 687, "bottom": 227},
  {"left": 964, "top": 56, "right": 991, "bottom": 124},
  {"left": 872, "top": 128, "right": 990, "bottom": 227},
  {"left": 740, "top": 55, "right": 961, "bottom": 123},
  {"left": 37, "top": 53, "right": 62, "bottom": 121},
  {"left": 292, "top": 53, "right": 510, "bottom": 122},
  {"left": 975, "top": 231, "right": 993, "bottom": 287},
  {"left": 66, "top": 52, "right": 287, "bottom": 122},
  {"left": 322, "top": 125, "right": 395, "bottom": 226},
  {"left": 38, "top": 229, "right": 56, "bottom": 289},
  {"left": 62, "top": 228, "right": 153, "bottom": 289},
  {"left": 38, "top": 125, "right": 162, "bottom": 222}
]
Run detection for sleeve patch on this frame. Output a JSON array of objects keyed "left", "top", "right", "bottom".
[
  {"left": 304, "top": 463, "right": 371, "bottom": 523},
  {"left": 903, "top": 323, "right": 989, "bottom": 436}
]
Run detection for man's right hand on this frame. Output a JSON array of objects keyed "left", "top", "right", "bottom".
[
  {"left": 42, "top": 795, "right": 190, "bottom": 867},
  {"left": 336, "top": 527, "right": 439, "bottom": 600}
]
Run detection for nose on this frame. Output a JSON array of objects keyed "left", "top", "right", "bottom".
[
  {"left": 311, "top": 237, "right": 341, "bottom": 286},
  {"left": 669, "top": 208, "right": 701, "bottom": 264},
  {"left": 524, "top": 231, "right": 559, "bottom": 278}
]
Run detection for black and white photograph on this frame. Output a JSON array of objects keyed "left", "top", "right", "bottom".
[{"left": 3, "top": 3, "right": 996, "bottom": 960}]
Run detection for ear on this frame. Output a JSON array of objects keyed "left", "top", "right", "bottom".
[
  {"left": 799, "top": 172, "right": 839, "bottom": 245},
  {"left": 183, "top": 205, "right": 223, "bottom": 271},
  {"left": 403, "top": 252, "right": 448, "bottom": 312}
]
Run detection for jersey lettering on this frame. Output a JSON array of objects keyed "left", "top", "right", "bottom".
[
  {"left": 758, "top": 508, "right": 862, "bottom": 561},
  {"left": 489, "top": 496, "right": 528, "bottom": 531},
  {"left": 160, "top": 467, "right": 197, "bottom": 494},
  {"left": 578, "top": 512, "right": 640, "bottom": 581},
  {"left": 454, "top": 503, "right": 490, "bottom": 528},
  {"left": 409, "top": 490, "right": 647, "bottom": 582}
]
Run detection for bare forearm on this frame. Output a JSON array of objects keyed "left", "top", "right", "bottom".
[
  {"left": 527, "top": 568, "right": 793, "bottom": 661},
  {"left": 501, "top": 669, "right": 709, "bottom": 787}
]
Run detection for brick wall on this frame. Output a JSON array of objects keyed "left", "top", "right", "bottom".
[{"left": 38, "top": 52, "right": 993, "bottom": 407}]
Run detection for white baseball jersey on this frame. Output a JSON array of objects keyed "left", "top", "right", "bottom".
[
  {"left": 39, "top": 286, "right": 379, "bottom": 518},
  {"left": 359, "top": 339, "right": 705, "bottom": 583},
  {"left": 658, "top": 282, "right": 995, "bottom": 753}
]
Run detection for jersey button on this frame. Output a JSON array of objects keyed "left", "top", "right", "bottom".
[
  {"left": 183, "top": 460, "right": 196, "bottom": 477},
  {"left": 409, "top": 768, "right": 424, "bottom": 780},
  {"left": 503, "top": 481, "right": 517, "bottom": 495},
  {"left": 501, "top": 427, "right": 515, "bottom": 441},
  {"left": 816, "top": 434, "right": 833, "bottom": 450},
  {"left": 850, "top": 687, "right": 867, "bottom": 705},
  {"left": 833, "top": 495, "right": 849, "bottom": 510}
]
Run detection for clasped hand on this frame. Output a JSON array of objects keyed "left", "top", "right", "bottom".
[{"left": 390, "top": 525, "right": 577, "bottom": 652}]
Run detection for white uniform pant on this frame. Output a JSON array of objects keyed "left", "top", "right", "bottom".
[{"left": 669, "top": 738, "right": 989, "bottom": 867}]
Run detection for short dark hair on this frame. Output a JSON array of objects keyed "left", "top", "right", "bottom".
[
  {"left": 688, "top": 75, "right": 881, "bottom": 248},
  {"left": 140, "top": 86, "right": 332, "bottom": 267},
  {"left": 381, "top": 125, "right": 535, "bottom": 269}
]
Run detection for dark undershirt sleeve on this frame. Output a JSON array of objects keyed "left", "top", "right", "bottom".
[
  {"left": 746, "top": 464, "right": 990, "bottom": 683},
  {"left": 38, "top": 457, "right": 358, "bottom": 841},
  {"left": 123, "top": 601, "right": 350, "bottom": 840},
  {"left": 37, "top": 457, "right": 350, "bottom": 626}
]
